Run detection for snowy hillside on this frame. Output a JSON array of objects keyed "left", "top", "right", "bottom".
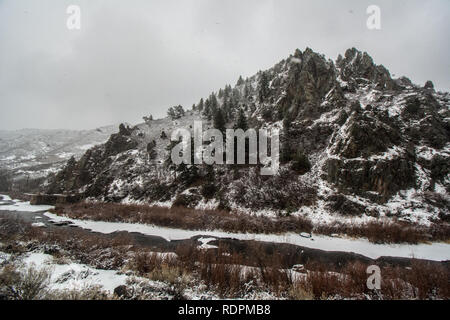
[
  {"left": 47, "top": 48, "right": 449, "bottom": 228},
  {"left": 0, "top": 125, "right": 119, "bottom": 187}
]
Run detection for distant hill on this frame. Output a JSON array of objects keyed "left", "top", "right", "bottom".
[{"left": 0, "top": 125, "right": 120, "bottom": 190}]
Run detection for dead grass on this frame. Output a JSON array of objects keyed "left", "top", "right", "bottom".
[
  {"left": 315, "top": 220, "right": 450, "bottom": 244},
  {"left": 52, "top": 202, "right": 314, "bottom": 235},
  {"left": 0, "top": 264, "right": 51, "bottom": 300}
]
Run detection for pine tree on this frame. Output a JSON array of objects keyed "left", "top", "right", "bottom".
[
  {"left": 224, "top": 85, "right": 232, "bottom": 100},
  {"left": 258, "top": 71, "right": 270, "bottom": 103},
  {"left": 237, "top": 76, "right": 244, "bottom": 86},
  {"left": 143, "top": 115, "right": 153, "bottom": 124},
  {"left": 174, "top": 105, "right": 185, "bottom": 117},
  {"left": 168, "top": 105, "right": 184, "bottom": 119},
  {"left": 213, "top": 108, "right": 226, "bottom": 135},
  {"left": 197, "top": 98, "right": 204, "bottom": 112},
  {"left": 0, "top": 169, "right": 10, "bottom": 192},
  {"left": 222, "top": 99, "right": 230, "bottom": 123},
  {"left": 62, "top": 156, "right": 77, "bottom": 190},
  {"left": 167, "top": 107, "right": 176, "bottom": 119},
  {"left": 227, "top": 104, "right": 235, "bottom": 122},
  {"left": 119, "top": 123, "right": 131, "bottom": 136},
  {"left": 244, "top": 83, "right": 252, "bottom": 99},
  {"left": 203, "top": 99, "right": 211, "bottom": 120},
  {"left": 234, "top": 108, "right": 248, "bottom": 131},
  {"left": 66, "top": 156, "right": 76, "bottom": 170},
  {"left": 232, "top": 88, "right": 240, "bottom": 106},
  {"left": 210, "top": 93, "right": 218, "bottom": 114}
]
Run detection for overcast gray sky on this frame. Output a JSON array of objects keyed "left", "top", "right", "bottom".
[{"left": 0, "top": 0, "right": 449, "bottom": 130}]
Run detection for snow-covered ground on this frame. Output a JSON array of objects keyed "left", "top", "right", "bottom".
[
  {"left": 0, "top": 197, "right": 54, "bottom": 212},
  {"left": 1, "top": 195, "right": 449, "bottom": 262},
  {"left": 20, "top": 252, "right": 130, "bottom": 293},
  {"left": 0, "top": 250, "right": 222, "bottom": 299},
  {"left": 1, "top": 249, "right": 247, "bottom": 299},
  {"left": 0, "top": 194, "right": 12, "bottom": 201},
  {"left": 197, "top": 237, "right": 219, "bottom": 250}
]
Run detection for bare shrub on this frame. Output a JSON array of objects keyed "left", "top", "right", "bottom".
[
  {"left": 314, "top": 220, "right": 448, "bottom": 244},
  {"left": 230, "top": 168, "right": 317, "bottom": 211},
  {"left": 0, "top": 215, "right": 32, "bottom": 241},
  {"left": 47, "top": 285, "right": 109, "bottom": 300},
  {"left": 288, "top": 283, "right": 314, "bottom": 300},
  {"left": 405, "top": 260, "right": 450, "bottom": 299},
  {"left": 304, "top": 271, "right": 344, "bottom": 299},
  {"left": 52, "top": 202, "right": 314, "bottom": 235},
  {"left": 0, "top": 264, "right": 50, "bottom": 300},
  {"left": 148, "top": 265, "right": 182, "bottom": 285}
]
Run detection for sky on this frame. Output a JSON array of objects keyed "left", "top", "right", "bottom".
[{"left": 0, "top": 0, "right": 449, "bottom": 130}]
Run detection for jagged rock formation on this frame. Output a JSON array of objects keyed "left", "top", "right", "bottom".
[
  {"left": 336, "top": 48, "right": 398, "bottom": 91},
  {"left": 46, "top": 48, "right": 450, "bottom": 227}
]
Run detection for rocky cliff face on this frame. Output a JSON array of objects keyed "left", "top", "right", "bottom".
[{"left": 46, "top": 48, "right": 450, "bottom": 227}]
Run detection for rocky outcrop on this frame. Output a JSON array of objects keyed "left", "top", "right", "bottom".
[
  {"left": 325, "top": 156, "right": 416, "bottom": 201},
  {"left": 424, "top": 80, "right": 435, "bottom": 91},
  {"left": 330, "top": 108, "right": 401, "bottom": 159},
  {"left": 47, "top": 124, "right": 139, "bottom": 196},
  {"left": 337, "top": 48, "right": 398, "bottom": 91},
  {"left": 30, "top": 193, "right": 82, "bottom": 205},
  {"left": 326, "top": 194, "right": 366, "bottom": 216},
  {"left": 104, "top": 127, "right": 138, "bottom": 157},
  {"left": 277, "top": 48, "right": 345, "bottom": 120}
]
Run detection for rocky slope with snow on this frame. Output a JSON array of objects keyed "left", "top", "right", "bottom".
[{"left": 46, "top": 48, "right": 450, "bottom": 228}]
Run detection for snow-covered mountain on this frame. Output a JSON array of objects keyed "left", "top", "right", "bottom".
[
  {"left": 46, "top": 48, "right": 450, "bottom": 227},
  {"left": 0, "top": 125, "right": 119, "bottom": 189}
]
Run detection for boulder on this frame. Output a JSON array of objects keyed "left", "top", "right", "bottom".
[{"left": 114, "top": 285, "right": 129, "bottom": 299}]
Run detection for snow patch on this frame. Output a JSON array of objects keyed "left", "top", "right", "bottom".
[{"left": 197, "top": 237, "right": 218, "bottom": 250}]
